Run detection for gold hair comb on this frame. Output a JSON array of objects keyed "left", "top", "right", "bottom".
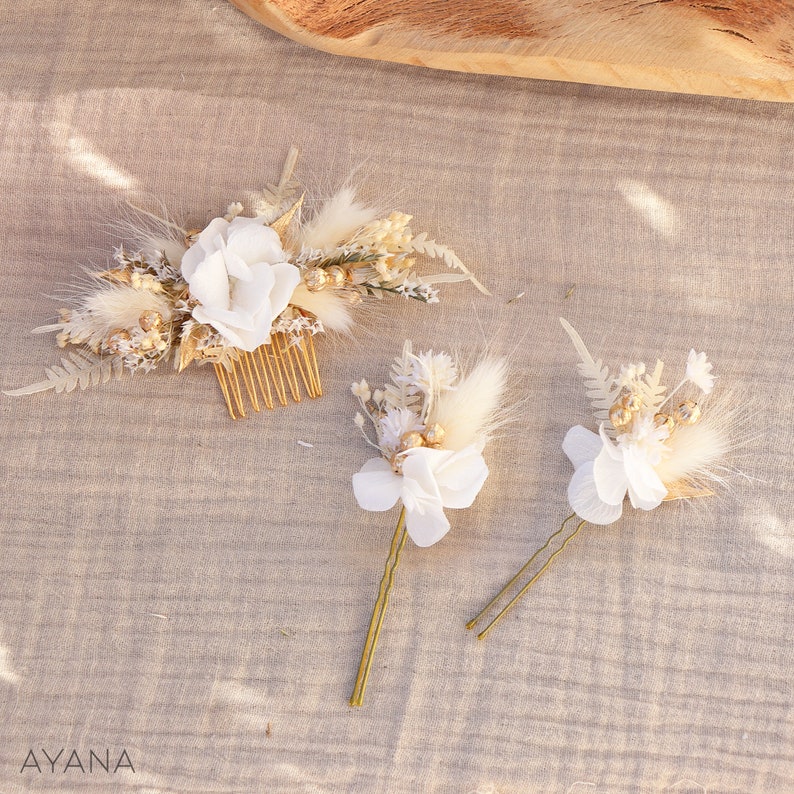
[{"left": 6, "top": 148, "right": 486, "bottom": 418}]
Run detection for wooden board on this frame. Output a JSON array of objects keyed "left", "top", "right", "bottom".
[{"left": 229, "top": 0, "right": 794, "bottom": 102}]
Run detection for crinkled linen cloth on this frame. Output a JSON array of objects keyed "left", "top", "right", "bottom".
[{"left": 1, "top": 2, "right": 793, "bottom": 792}]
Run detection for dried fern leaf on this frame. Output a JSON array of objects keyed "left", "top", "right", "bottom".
[
  {"left": 382, "top": 340, "right": 420, "bottom": 412},
  {"left": 638, "top": 360, "right": 666, "bottom": 411},
  {"left": 404, "top": 234, "right": 490, "bottom": 295},
  {"left": 4, "top": 350, "right": 124, "bottom": 396},
  {"left": 559, "top": 318, "right": 620, "bottom": 425}
]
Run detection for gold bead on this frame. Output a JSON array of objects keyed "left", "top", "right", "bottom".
[
  {"left": 622, "top": 392, "right": 642, "bottom": 412},
  {"left": 304, "top": 268, "right": 329, "bottom": 292},
  {"left": 423, "top": 423, "right": 446, "bottom": 448},
  {"left": 139, "top": 310, "right": 163, "bottom": 331},
  {"left": 348, "top": 291, "right": 363, "bottom": 306},
  {"left": 674, "top": 399, "right": 701, "bottom": 425},
  {"left": 106, "top": 329, "right": 131, "bottom": 352},
  {"left": 326, "top": 265, "right": 347, "bottom": 288},
  {"left": 654, "top": 412, "right": 675, "bottom": 431},
  {"left": 390, "top": 453, "right": 403, "bottom": 474},
  {"left": 609, "top": 402, "right": 633, "bottom": 429},
  {"left": 400, "top": 431, "right": 425, "bottom": 451}
]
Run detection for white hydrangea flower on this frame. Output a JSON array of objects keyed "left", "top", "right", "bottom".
[
  {"left": 352, "top": 445, "right": 489, "bottom": 547},
  {"left": 564, "top": 422, "right": 668, "bottom": 525}
]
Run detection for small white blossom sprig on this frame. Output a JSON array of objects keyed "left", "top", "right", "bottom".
[
  {"left": 349, "top": 341, "right": 507, "bottom": 706},
  {"left": 6, "top": 148, "right": 484, "bottom": 419},
  {"left": 468, "top": 318, "right": 731, "bottom": 640}
]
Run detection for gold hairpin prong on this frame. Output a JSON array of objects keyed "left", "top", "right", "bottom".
[
  {"left": 214, "top": 362, "right": 236, "bottom": 419},
  {"left": 239, "top": 351, "right": 260, "bottom": 413},
  {"left": 468, "top": 514, "right": 587, "bottom": 640},
  {"left": 306, "top": 332, "right": 322, "bottom": 397},
  {"left": 228, "top": 358, "right": 247, "bottom": 418},
  {"left": 247, "top": 350, "right": 272, "bottom": 411},
  {"left": 297, "top": 333, "right": 319, "bottom": 398},
  {"left": 287, "top": 337, "right": 313, "bottom": 398},
  {"left": 273, "top": 333, "right": 302, "bottom": 403},
  {"left": 211, "top": 331, "right": 323, "bottom": 418},
  {"left": 262, "top": 343, "right": 287, "bottom": 406},
  {"left": 350, "top": 507, "right": 408, "bottom": 707}
]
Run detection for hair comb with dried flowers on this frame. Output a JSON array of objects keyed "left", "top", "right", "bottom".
[
  {"left": 468, "top": 318, "right": 733, "bottom": 639},
  {"left": 348, "top": 341, "right": 507, "bottom": 705},
  {"left": 6, "top": 148, "right": 485, "bottom": 418}
]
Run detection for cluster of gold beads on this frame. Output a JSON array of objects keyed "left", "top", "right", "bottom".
[
  {"left": 660, "top": 399, "right": 701, "bottom": 429},
  {"left": 390, "top": 423, "right": 446, "bottom": 472},
  {"left": 609, "top": 390, "right": 702, "bottom": 433},
  {"left": 105, "top": 310, "right": 168, "bottom": 355}
]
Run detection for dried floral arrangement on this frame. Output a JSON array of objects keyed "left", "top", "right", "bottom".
[
  {"left": 6, "top": 148, "right": 484, "bottom": 418},
  {"left": 468, "top": 318, "right": 732, "bottom": 639},
  {"left": 349, "top": 341, "right": 507, "bottom": 705}
]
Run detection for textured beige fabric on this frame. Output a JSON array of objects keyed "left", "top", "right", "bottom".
[{"left": 2, "top": 2, "right": 793, "bottom": 792}]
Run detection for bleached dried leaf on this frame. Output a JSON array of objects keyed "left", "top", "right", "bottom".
[
  {"left": 4, "top": 351, "right": 123, "bottom": 396},
  {"left": 560, "top": 318, "right": 621, "bottom": 428},
  {"left": 405, "top": 236, "right": 489, "bottom": 295},
  {"left": 638, "top": 360, "right": 666, "bottom": 411}
]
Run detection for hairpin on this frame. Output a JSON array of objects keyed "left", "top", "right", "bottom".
[
  {"left": 6, "top": 148, "right": 485, "bottom": 418},
  {"left": 468, "top": 318, "right": 732, "bottom": 639},
  {"left": 349, "top": 341, "right": 507, "bottom": 705}
]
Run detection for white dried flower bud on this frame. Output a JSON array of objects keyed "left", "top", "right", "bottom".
[
  {"left": 224, "top": 202, "right": 244, "bottom": 221},
  {"left": 351, "top": 379, "right": 371, "bottom": 402},
  {"left": 354, "top": 413, "right": 366, "bottom": 429}
]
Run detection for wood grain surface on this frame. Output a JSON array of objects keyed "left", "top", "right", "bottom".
[{"left": 229, "top": 0, "right": 794, "bottom": 101}]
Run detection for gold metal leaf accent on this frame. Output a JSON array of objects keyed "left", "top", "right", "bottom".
[
  {"left": 178, "top": 324, "right": 207, "bottom": 372},
  {"left": 663, "top": 481, "right": 714, "bottom": 501},
  {"left": 269, "top": 194, "right": 304, "bottom": 245}
]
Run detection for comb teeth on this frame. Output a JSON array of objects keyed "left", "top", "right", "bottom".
[{"left": 213, "top": 330, "right": 322, "bottom": 419}]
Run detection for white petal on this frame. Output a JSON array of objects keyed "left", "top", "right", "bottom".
[
  {"left": 562, "top": 425, "right": 602, "bottom": 468},
  {"left": 192, "top": 306, "right": 247, "bottom": 349},
  {"left": 400, "top": 451, "right": 443, "bottom": 511},
  {"left": 231, "top": 263, "right": 276, "bottom": 316},
  {"left": 592, "top": 443, "right": 628, "bottom": 506},
  {"left": 623, "top": 447, "right": 667, "bottom": 510},
  {"left": 196, "top": 304, "right": 256, "bottom": 331},
  {"left": 430, "top": 446, "right": 489, "bottom": 509},
  {"left": 227, "top": 219, "right": 285, "bottom": 267},
  {"left": 186, "top": 250, "right": 230, "bottom": 311},
  {"left": 266, "top": 262, "right": 302, "bottom": 317},
  {"left": 219, "top": 239, "right": 253, "bottom": 281},
  {"left": 352, "top": 458, "right": 402, "bottom": 512},
  {"left": 404, "top": 502, "right": 451, "bottom": 547},
  {"left": 598, "top": 424, "right": 623, "bottom": 460},
  {"left": 568, "top": 461, "right": 623, "bottom": 525},
  {"left": 181, "top": 218, "right": 228, "bottom": 280}
]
